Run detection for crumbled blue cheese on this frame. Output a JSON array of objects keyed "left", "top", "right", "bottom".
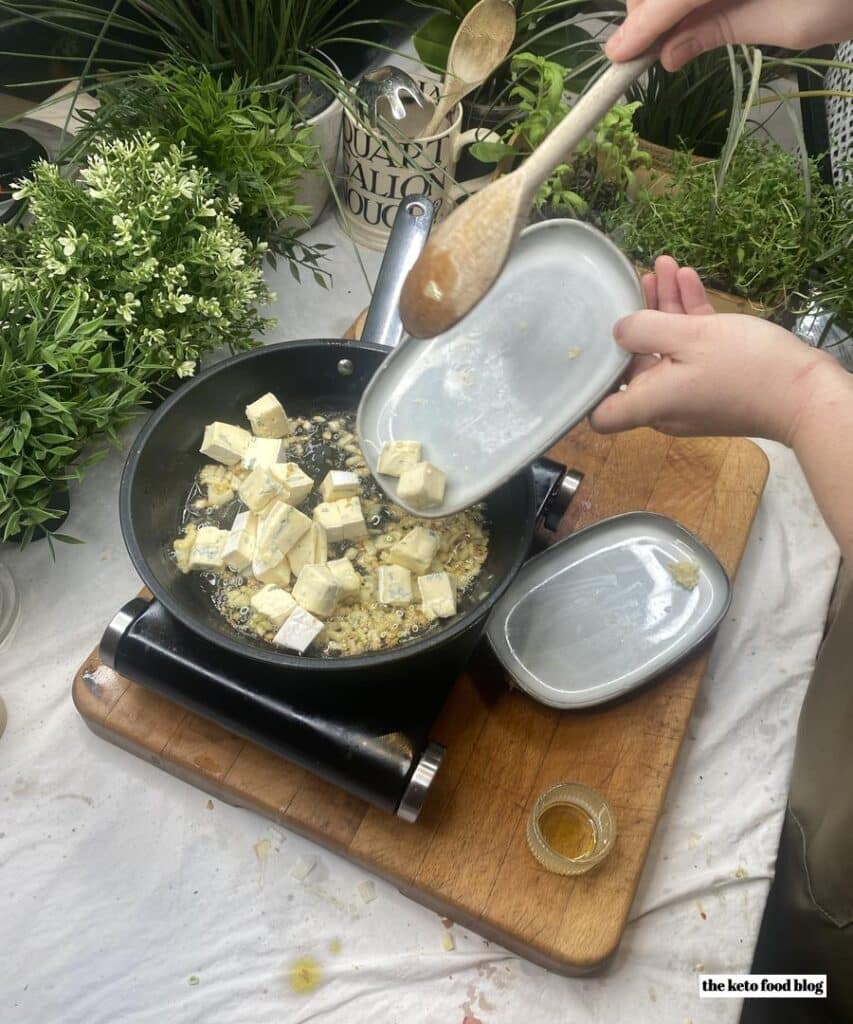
[
  {"left": 245, "top": 392, "right": 291, "bottom": 438},
  {"left": 320, "top": 470, "right": 361, "bottom": 503},
  {"left": 389, "top": 526, "right": 439, "bottom": 575},
  {"left": 199, "top": 422, "right": 252, "bottom": 466},
  {"left": 236, "top": 467, "right": 282, "bottom": 512},
  {"left": 241, "top": 436, "right": 285, "bottom": 472},
  {"left": 222, "top": 510, "right": 257, "bottom": 571},
  {"left": 397, "top": 462, "right": 446, "bottom": 509},
  {"left": 377, "top": 564, "right": 413, "bottom": 606},
  {"left": 377, "top": 440, "right": 421, "bottom": 477},
  {"left": 173, "top": 524, "right": 197, "bottom": 573},
  {"left": 274, "top": 606, "right": 324, "bottom": 653},
  {"left": 292, "top": 564, "right": 342, "bottom": 619},
  {"left": 417, "top": 571, "right": 456, "bottom": 620},
  {"left": 250, "top": 584, "right": 297, "bottom": 627},
  {"left": 199, "top": 464, "right": 237, "bottom": 507},
  {"left": 327, "top": 558, "right": 361, "bottom": 603},
  {"left": 188, "top": 526, "right": 230, "bottom": 571},
  {"left": 288, "top": 523, "right": 328, "bottom": 578},
  {"left": 269, "top": 462, "right": 314, "bottom": 506}
]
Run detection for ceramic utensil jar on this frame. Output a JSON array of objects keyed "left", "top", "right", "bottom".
[{"left": 339, "top": 81, "right": 499, "bottom": 251}]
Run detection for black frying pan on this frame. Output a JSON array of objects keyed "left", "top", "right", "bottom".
[{"left": 119, "top": 198, "right": 551, "bottom": 684}]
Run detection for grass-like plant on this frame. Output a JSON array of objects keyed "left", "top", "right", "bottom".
[
  {"left": 0, "top": 287, "right": 154, "bottom": 545},
  {"left": 0, "top": 0, "right": 377, "bottom": 101}
]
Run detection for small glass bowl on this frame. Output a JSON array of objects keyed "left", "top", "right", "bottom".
[{"left": 526, "top": 781, "right": 616, "bottom": 876}]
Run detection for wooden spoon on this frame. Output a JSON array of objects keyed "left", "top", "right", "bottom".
[
  {"left": 420, "top": 0, "right": 516, "bottom": 139},
  {"left": 399, "top": 50, "right": 657, "bottom": 338}
]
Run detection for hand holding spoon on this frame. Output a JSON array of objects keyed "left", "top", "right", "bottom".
[
  {"left": 419, "top": 0, "right": 516, "bottom": 139},
  {"left": 399, "top": 50, "right": 657, "bottom": 338}
]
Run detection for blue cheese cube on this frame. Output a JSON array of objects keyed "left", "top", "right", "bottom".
[
  {"left": 418, "top": 572, "right": 457, "bottom": 620},
  {"left": 313, "top": 501, "right": 345, "bottom": 543},
  {"left": 241, "top": 436, "right": 286, "bottom": 472},
  {"left": 337, "top": 497, "right": 367, "bottom": 541},
  {"left": 397, "top": 462, "right": 446, "bottom": 510},
  {"left": 377, "top": 564, "right": 413, "bottom": 606},
  {"left": 273, "top": 606, "right": 324, "bottom": 654},
  {"left": 327, "top": 558, "right": 361, "bottom": 604},
  {"left": 256, "top": 500, "right": 312, "bottom": 559},
  {"left": 377, "top": 440, "right": 421, "bottom": 477},
  {"left": 250, "top": 584, "right": 297, "bottom": 627},
  {"left": 236, "top": 467, "right": 282, "bottom": 512},
  {"left": 389, "top": 526, "right": 439, "bottom": 576},
  {"left": 222, "top": 510, "right": 257, "bottom": 572},
  {"left": 245, "top": 392, "right": 291, "bottom": 438},
  {"left": 292, "top": 564, "right": 342, "bottom": 619},
  {"left": 249, "top": 544, "right": 286, "bottom": 585},
  {"left": 320, "top": 470, "right": 361, "bottom": 503},
  {"left": 188, "top": 526, "right": 230, "bottom": 571},
  {"left": 200, "top": 422, "right": 252, "bottom": 466},
  {"left": 269, "top": 463, "right": 314, "bottom": 506},
  {"left": 253, "top": 555, "right": 291, "bottom": 587},
  {"left": 288, "top": 523, "right": 328, "bottom": 578}
]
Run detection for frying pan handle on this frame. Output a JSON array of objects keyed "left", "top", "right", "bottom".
[
  {"left": 361, "top": 195, "right": 434, "bottom": 349},
  {"left": 532, "top": 459, "right": 583, "bottom": 533}
]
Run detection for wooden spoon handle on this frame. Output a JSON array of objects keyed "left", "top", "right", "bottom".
[
  {"left": 421, "top": 80, "right": 466, "bottom": 138},
  {"left": 517, "top": 50, "right": 657, "bottom": 200}
]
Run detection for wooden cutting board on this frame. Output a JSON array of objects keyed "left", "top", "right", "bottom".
[{"left": 72, "top": 420, "right": 768, "bottom": 974}]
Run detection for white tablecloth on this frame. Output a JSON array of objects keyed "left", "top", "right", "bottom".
[{"left": 0, "top": 210, "right": 841, "bottom": 1024}]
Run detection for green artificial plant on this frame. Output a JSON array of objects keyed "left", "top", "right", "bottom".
[
  {"left": 65, "top": 62, "right": 330, "bottom": 275},
  {"left": 0, "top": 287, "right": 153, "bottom": 545},
  {"left": 0, "top": 133, "right": 273, "bottom": 382}
]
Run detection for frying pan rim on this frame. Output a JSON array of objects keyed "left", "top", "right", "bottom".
[{"left": 120, "top": 337, "right": 534, "bottom": 671}]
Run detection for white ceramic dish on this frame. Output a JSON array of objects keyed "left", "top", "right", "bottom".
[
  {"left": 357, "top": 218, "right": 641, "bottom": 517},
  {"left": 485, "top": 512, "right": 732, "bottom": 709}
]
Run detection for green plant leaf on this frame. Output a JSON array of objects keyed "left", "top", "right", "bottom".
[
  {"left": 54, "top": 295, "right": 81, "bottom": 341},
  {"left": 468, "top": 140, "right": 517, "bottom": 164},
  {"left": 413, "top": 13, "right": 460, "bottom": 72}
]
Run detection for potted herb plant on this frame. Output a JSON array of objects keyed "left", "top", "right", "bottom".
[
  {"left": 616, "top": 140, "right": 828, "bottom": 317},
  {"left": 469, "top": 53, "right": 650, "bottom": 230}
]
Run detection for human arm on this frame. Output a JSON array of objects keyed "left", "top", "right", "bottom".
[
  {"left": 590, "top": 257, "right": 853, "bottom": 560},
  {"left": 605, "top": 0, "right": 853, "bottom": 71}
]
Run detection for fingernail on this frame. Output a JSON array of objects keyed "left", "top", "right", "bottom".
[{"left": 613, "top": 317, "right": 626, "bottom": 339}]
